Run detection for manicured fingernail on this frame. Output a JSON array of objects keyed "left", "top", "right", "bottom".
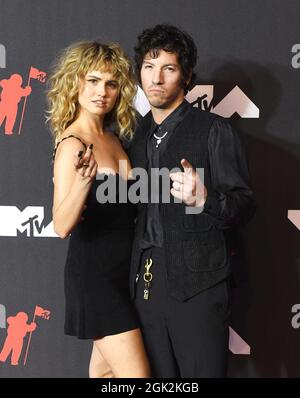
[
  {"left": 78, "top": 150, "right": 84, "bottom": 157},
  {"left": 89, "top": 144, "right": 93, "bottom": 150}
]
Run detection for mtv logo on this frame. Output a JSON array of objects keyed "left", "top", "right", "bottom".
[
  {"left": 133, "top": 86, "right": 151, "bottom": 117},
  {"left": 0, "top": 206, "right": 58, "bottom": 237},
  {"left": 185, "top": 85, "right": 214, "bottom": 111},
  {"left": 186, "top": 85, "right": 260, "bottom": 118},
  {"left": 134, "top": 84, "right": 259, "bottom": 118},
  {"left": 229, "top": 327, "right": 251, "bottom": 355},
  {"left": 288, "top": 210, "right": 300, "bottom": 230}
]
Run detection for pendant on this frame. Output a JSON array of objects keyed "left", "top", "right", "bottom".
[{"left": 153, "top": 131, "right": 168, "bottom": 149}]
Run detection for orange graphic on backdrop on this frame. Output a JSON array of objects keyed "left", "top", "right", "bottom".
[
  {"left": 0, "top": 305, "right": 51, "bottom": 366},
  {"left": 0, "top": 74, "right": 31, "bottom": 134},
  {"left": 0, "top": 66, "right": 46, "bottom": 135},
  {"left": 0, "top": 312, "right": 36, "bottom": 366}
]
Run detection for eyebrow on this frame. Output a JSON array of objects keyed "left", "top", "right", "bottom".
[
  {"left": 86, "top": 75, "right": 118, "bottom": 82},
  {"left": 142, "top": 61, "right": 178, "bottom": 67}
]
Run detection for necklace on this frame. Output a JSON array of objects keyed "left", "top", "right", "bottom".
[{"left": 153, "top": 130, "right": 168, "bottom": 148}]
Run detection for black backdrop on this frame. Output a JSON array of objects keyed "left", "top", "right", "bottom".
[{"left": 0, "top": 0, "right": 300, "bottom": 377}]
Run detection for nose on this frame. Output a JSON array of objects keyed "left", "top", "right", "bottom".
[
  {"left": 97, "top": 82, "right": 106, "bottom": 97},
  {"left": 152, "top": 68, "right": 163, "bottom": 85}
]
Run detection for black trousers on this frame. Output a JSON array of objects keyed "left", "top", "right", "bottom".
[{"left": 134, "top": 247, "right": 230, "bottom": 378}]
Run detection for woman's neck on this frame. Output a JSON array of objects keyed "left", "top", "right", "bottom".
[{"left": 75, "top": 111, "right": 105, "bottom": 137}]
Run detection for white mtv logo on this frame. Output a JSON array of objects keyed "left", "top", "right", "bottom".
[
  {"left": 0, "top": 206, "right": 57, "bottom": 237},
  {"left": 134, "top": 85, "right": 259, "bottom": 118},
  {"left": 229, "top": 327, "right": 250, "bottom": 355},
  {"left": 288, "top": 210, "right": 300, "bottom": 230}
]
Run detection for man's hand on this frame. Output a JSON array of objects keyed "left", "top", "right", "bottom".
[{"left": 170, "top": 158, "right": 207, "bottom": 207}]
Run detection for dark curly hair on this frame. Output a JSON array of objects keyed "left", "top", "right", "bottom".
[{"left": 134, "top": 24, "right": 197, "bottom": 94}]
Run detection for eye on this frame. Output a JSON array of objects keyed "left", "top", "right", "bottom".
[
  {"left": 88, "top": 79, "right": 98, "bottom": 84},
  {"left": 107, "top": 82, "right": 118, "bottom": 88},
  {"left": 165, "top": 67, "right": 175, "bottom": 72},
  {"left": 144, "top": 64, "right": 153, "bottom": 69}
]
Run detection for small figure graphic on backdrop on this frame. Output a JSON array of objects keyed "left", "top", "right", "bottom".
[
  {"left": 0, "top": 74, "right": 31, "bottom": 134},
  {"left": 0, "top": 312, "right": 36, "bottom": 365}
]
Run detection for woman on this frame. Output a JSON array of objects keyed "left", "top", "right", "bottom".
[{"left": 47, "top": 41, "right": 150, "bottom": 378}]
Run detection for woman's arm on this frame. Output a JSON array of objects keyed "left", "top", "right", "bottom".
[{"left": 52, "top": 139, "right": 97, "bottom": 238}]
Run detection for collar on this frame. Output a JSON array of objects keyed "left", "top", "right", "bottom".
[{"left": 149, "top": 100, "right": 191, "bottom": 135}]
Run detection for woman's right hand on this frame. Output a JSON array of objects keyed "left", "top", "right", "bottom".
[
  {"left": 53, "top": 141, "right": 98, "bottom": 238},
  {"left": 73, "top": 144, "right": 98, "bottom": 183}
]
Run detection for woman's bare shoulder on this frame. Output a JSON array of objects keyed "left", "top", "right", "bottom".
[{"left": 54, "top": 128, "right": 87, "bottom": 160}]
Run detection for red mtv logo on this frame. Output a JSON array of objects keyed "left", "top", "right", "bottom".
[
  {"left": 0, "top": 66, "right": 46, "bottom": 135},
  {"left": 0, "top": 305, "right": 51, "bottom": 366}
]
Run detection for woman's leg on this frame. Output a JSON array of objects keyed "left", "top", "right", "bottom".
[
  {"left": 89, "top": 342, "right": 114, "bottom": 378},
  {"left": 93, "top": 328, "right": 151, "bottom": 378}
]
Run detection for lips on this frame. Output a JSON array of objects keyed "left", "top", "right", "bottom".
[
  {"left": 92, "top": 100, "right": 107, "bottom": 105},
  {"left": 149, "top": 89, "right": 164, "bottom": 93}
]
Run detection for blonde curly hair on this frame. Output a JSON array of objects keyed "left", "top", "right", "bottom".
[{"left": 46, "top": 41, "right": 137, "bottom": 144}]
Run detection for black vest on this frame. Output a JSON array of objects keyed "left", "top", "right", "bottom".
[{"left": 128, "top": 108, "right": 232, "bottom": 301}]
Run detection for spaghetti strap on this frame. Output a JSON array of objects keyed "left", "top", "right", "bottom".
[{"left": 52, "top": 134, "right": 87, "bottom": 160}]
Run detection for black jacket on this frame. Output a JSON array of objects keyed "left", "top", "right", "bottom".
[{"left": 128, "top": 106, "right": 255, "bottom": 301}]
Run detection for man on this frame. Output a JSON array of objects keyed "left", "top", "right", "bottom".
[{"left": 128, "top": 24, "right": 255, "bottom": 378}]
